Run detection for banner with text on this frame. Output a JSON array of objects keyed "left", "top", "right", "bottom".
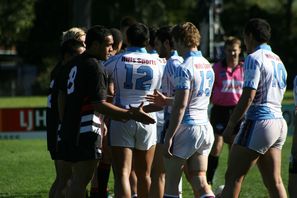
[{"left": 0, "top": 105, "right": 295, "bottom": 139}]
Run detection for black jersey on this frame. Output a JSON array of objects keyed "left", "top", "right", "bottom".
[
  {"left": 58, "top": 52, "right": 108, "bottom": 154},
  {"left": 46, "top": 61, "right": 63, "bottom": 157}
]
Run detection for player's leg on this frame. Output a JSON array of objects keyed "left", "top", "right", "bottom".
[
  {"left": 288, "top": 168, "right": 297, "bottom": 197},
  {"left": 187, "top": 152, "right": 214, "bottom": 197},
  {"left": 150, "top": 143, "right": 165, "bottom": 198},
  {"left": 49, "top": 160, "right": 58, "bottom": 198},
  {"left": 289, "top": 113, "right": 297, "bottom": 197},
  {"left": 111, "top": 146, "right": 133, "bottom": 198},
  {"left": 66, "top": 160, "right": 99, "bottom": 198},
  {"left": 207, "top": 106, "right": 231, "bottom": 185},
  {"left": 89, "top": 166, "right": 99, "bottom": 198},
  {"left": 183, "top": 163, "right": 200, "bottom": 197},
  {"left": 130, "top": 162, "right": 138, "bottom": 198},
  {"left": 53, "top": 160, "right": 73, "bottom": 198},
  {"left": 150, "top": 120, "right": 168, "bottom": 198},
  {"left": 257, "top": 148, "right": 287, "bottom": 197},
  {"left": 132, "top": 118, "right": 157, "bottom": 198},
  {"left": 163, "top": 156, "right": 184, "bottom": 197},
  {"left": 289, "top": 155, "right": 297, "bottom": 197},
  {"left": 221, "top": 144, "right": 259, "bottom": 197},
  {"left": 187, "top": 123, "right": 215, "bottom": 197},
  {"left": 207, "top": 134, "right": 224, "bottom": 184},
  {"left": 133, "top": 145, "right": 156, "bottom": 198},
  {"left": 91, "top": 129, "right": 111, "bottom": 198},
  {"left": 257, "top": 119, "right": 287, "bottom": 197}
]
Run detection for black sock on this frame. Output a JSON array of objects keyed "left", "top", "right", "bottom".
[
  {"left": 97, "top": 162, "right": 111, "bottom": 197},
  {"left": 207, "top": 155, "right": 219, "bottom": 184}
]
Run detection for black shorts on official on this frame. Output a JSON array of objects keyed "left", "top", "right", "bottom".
[
  {"left": 57, "top": 132, "right": 102, "bottom": 162},
  {"left": 210, "top": 105, "right": 241, "bottom": 136}
]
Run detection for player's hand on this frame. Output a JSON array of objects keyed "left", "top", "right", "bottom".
[
  {"left": 128, "top": 102, "right": 156, "bottom": 124},
  {"left": 163, "top": 136, "right": 173, "bottom": 158},
  {"left": 223, "top": 124, "right": 235, "bottom": 144},
  {"left": 145, "top": 89, "right": 167, "bottom": 107}
]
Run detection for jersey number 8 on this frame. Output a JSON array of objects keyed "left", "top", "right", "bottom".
[{"left": 67, "top": 66, "right": 77, "bottom": 94}]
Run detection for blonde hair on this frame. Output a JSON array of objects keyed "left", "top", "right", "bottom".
[
  {"left": 61, "top": 27, "right": 86, "bottom": 45},
  {"left": 171, "top": 22, "right": 200, "bottom": 48}
]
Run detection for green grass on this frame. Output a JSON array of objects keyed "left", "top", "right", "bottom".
[
  {"left": 0, "top": 92, "right": 294, "bottom": 197},
  {"left": 0, "top": 137, "right": 292, "bottom": 197},
  {"left": 0, "top": 96, "right": 47, "bottom": 108},
  {"left": 0, "top": 89, "right": 293, "bottom": 108}
]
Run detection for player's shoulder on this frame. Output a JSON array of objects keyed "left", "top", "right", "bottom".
[
  {"left": 104, "top": 53, "right": 124, "bottom": 66},
  {"left": 169, "top": 55, "right": 183, "bottom": 65}
]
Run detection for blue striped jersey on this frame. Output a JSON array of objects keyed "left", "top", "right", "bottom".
[
  {"left": 162, "top": 50, "right": 183, "bottom": 120},
  {"left": 244, "top": 44, "right": 287, "bottom": 120},
  {"left": 174, "top": 51, "right": 214, "bottom": 125},
  {"left": 104, "top": 47, "right": 163, "bottom": 108},
  {"left": 149, "top": 50, "right": 167, "bottom": 126}
]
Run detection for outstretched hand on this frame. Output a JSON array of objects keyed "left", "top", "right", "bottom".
[
  {"left": 145, "top": 89, "right": 167, "bottom": 107},
  {"left": 128, "top": 102, "right": 156, "bottom": 124}
]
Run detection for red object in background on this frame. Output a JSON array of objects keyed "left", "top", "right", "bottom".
[{"left": 0, "top": 108, "right": 47, "bottom": 132}]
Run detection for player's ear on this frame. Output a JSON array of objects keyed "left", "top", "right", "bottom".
[{"left": 164, "top": 39, "right": 170, "bottom": 48}]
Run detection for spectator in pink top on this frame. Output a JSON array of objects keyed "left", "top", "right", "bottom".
[{"left": 207, "top": 36, "right": 244, "bottom": 186}]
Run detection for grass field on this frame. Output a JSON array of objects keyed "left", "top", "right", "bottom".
[
  {"left": 0, "top": 90, "right": 294, "bottom": 108},
  {"left": 0, "top": 92, "right": 294, "bottom": 197},
  {"left": 0, "top": 137, "right": 292, "bottom": 198}
]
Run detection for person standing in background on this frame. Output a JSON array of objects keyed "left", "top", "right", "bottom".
[
  {"left": 47, "top": 39, "right": 85, "bottom": 198},
  {"left": 149, "top": 25, "right": 183, "bottom": 198},
  {"left": 89, "top": 27, "right": 124, "bottom": 198},
  {"left": 207, "top": 36, "right": 244, "bottom": 186},
  {"left": 162, "top": 22, "right": 215, "bottom": 198},
  {"left": 120, "top": 16, "right": 137, "bottom": 51},
  {"left": 56, "top": 25, "right": 155, "bottom": 198},
  {"left": 61, "top": 27, "right": 86, "bottom": 46},
  {"left": 104, "top": 23, "right": 163, "bottom": 198},
  {"left": 47, "top": 27, "right": 86, "bottom": 198},
  {"left": 221, "top": 18, "right": 287, "bottom": 197}
]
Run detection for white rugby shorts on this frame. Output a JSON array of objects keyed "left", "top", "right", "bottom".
[
  {"left": 234, "top": 118, "right": 287, "bottom": 154},
  {"left": 109, "top": 113, "right": 157, "bottom": 150},
  {"left": 171, "top": 122, "right": 214, "bottom": 159}
]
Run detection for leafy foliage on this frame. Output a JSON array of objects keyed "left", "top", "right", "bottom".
[
  {"left": 0, "top": 0, "right": 35, "bottom": 46},
  {"left": 1, "top": 0, "right": 297, "bottom": 93}
]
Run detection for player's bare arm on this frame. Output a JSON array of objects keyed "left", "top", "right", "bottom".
[
  {"left": 93, "top": 101, "right": 155, "bottom": 125},
  {"left": 164, "top": 89, "right": 189, "bottom": 158},
  {"left": 223, "top": 87, "right": 256, "bottom": 144},
  {"left": 145, "top": 89, "right": 174, "bottom": 107}
]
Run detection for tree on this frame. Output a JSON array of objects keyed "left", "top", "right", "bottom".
[{"left": 0, "top": 0, "right": 35, "bottom": 47}]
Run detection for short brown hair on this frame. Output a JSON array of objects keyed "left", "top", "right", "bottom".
[
  {"left": 224, "top": 36, "right": 241, "bottom": 48},
  {"left": 171, "top": 22, "right": 200, "bottom": 48}
]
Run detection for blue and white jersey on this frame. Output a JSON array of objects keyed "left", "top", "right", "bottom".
[
  {"left": 293, "top": 75, "right": 297, "bottom": 113},
  {"left": 162, "top": 50, "right": 183, "bottom": 120},
  {"left": 175, "top": 51, "right": 214, "bottom": 125},
  {"left": 149, "top": 50, "right": 166, "bottom": 126},
  {"left": 244, "top": 44, "right": 287, "bottom": 120},
  {"left": 104, "top": 47, "right": 163, "bottom": 108}
]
